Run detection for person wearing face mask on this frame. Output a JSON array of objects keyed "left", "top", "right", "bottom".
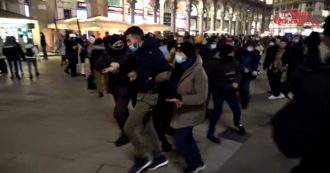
[
  {"left": 161, "top": 41, "right": 208, "bottom": 173},
  {"left": 206, "top": 44, "right": 245, "bottom": 144},
  {"left": 264, "top": 38, "right": 289, "bottom": 99},
  {"left": 238, "top": 41, "right": 261, "bottom": 109},
  {"left": 123, "top": 26, "right": 171, "bottom": 173},
  {"left": 100, "top": 34, "right": 136, "bottom": 146},
  {"left": 272, "top": 15, "right": 330, "bottom": 173},
  {"left": 194, "top": 35, "right": 212, "bottom": 68}
]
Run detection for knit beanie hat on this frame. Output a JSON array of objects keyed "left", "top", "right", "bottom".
[
  {"left": 323, "top": 15, "right": 330, "bottom": 37},
  {"left": 177, "top": 41, "right": 196, "bottom": 59},
  {"left": 108, "top": 34, "right": 122, "bottom": 46},
  {"left": 219, "top": 44, "right": 234, "bottom": 58}
]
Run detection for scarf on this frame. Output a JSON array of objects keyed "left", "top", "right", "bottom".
[{"left": 170, "top": 55, "right": 196, "bottom": 98}]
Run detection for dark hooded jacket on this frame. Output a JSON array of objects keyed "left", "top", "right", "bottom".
[{"left": 133, "top": 35, "right": 171, "bottom": 92}]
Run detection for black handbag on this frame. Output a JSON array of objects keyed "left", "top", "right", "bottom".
[{"left": 87, "top": 74, "right": 96, "bottom": 90}]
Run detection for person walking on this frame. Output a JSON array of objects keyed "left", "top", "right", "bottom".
[
  {"left": 123, "top": 26, "right": 170, "bottom": 173},
  {"left": 57, "top": 34, "right": 67, "bottom": 66},
  {"left": 164, "top": 41, "right": 208, "bottom": 173},
  {"left": 2, "top": 36, "right": 24, "bottom": 80},
  {"left": 24, "top": 39, "right": 40, "bottom": 79},
  {"left": 238, "top": 41, "right": 261, "bottom": 109},
  {"left": 0, "top": 36, "right": 8, "bottom": 74},
  {"left": 272, "top": 16, "right": 330, "bottom": 173},
  {"left": 90, "top": 38, "right": 108, "bottom": 97},
  {"left": 206, "top": 44, "right": 246, "bottom": 144},
  {"left": 263, "top": 38, "right": 289, "bottom": 100},
  {"left": 40, "top": 32, "right": 48, "bottom": 60},
  {"left": 101, "top": 34, "right": 136, "bottom": 146},
  {"left": 65, "top": 33, "right": 79, "bottom": 77}
]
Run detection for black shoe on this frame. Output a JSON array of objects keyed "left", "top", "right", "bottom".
[
  {"left": 36, "top": 72, "right": 40, "bottom": 77},
  {"left": 129, "top": 157, "right": 152, "bottom": 173},
  {"left": 114, "top": 134, "right": 130, "bottom": 147},
  {"left": 147, "top": 154, "right": 169, "bottom": 171},
  {"left": 241, "top": 102, "right": 248, "bottom": 110},
  {"left": 11, "top": 76, "right": 14, "bottom": 79},
  {"left": 98, "top": 92, "right": 104, "bottom": 98},
  {"left": 235, "top": 124, "right": 246, "bottom": 135},
  {"left": 207, "top": 135, "right": 221, "bottom": 144},
  {"left": 184, "top": 163, "right": 206, "bottom": 173},
  {"left": 64, "top": 69, "right": 69, "bottom": 74},
  {"left": 29, "top": 74, "right": 33, "bottom": 79},
  {"left": 161, "top": 143, "right": 172, "bottom": 152},
  {"left": 16, "top": 76, "right": 21, "bottom": 80},
  {"left": 80, "top": 74, "right": 86, "bottom": 77},
  {"left": 71, "top": 73, "right": 78, "bottom": 77}
]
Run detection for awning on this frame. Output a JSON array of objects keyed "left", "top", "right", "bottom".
[
  {"left": 0, "top": 9, "right": 37, "bottom": 24},
  {"left": 137, "top": 23, "right": 171, "bottom": 32},
  {"left": 48, "top": 16, "right": 130, "bottom": 31}
]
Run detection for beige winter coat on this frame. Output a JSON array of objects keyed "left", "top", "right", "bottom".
[{"left": 156, "top": 55, "right": 208, "bottom": 129}]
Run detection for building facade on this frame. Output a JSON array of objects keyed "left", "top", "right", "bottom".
[{"left": 271, "top": 0, "right": 330, "bottom": 35}]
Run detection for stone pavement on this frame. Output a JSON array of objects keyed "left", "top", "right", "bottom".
[{"left": 0, "top": 57, "right": 298, "bottom": 173}]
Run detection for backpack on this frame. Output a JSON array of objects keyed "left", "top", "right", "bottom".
[{"left": 25, "top": 47, "right": 34, "bottom": 57}]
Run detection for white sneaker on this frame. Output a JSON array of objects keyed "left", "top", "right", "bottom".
[
  {"left": 192, "top": 164, "right": 206, "bottom": 173},
  {"left": 268, "top": 93, "right": 286, "bottom": 100}
]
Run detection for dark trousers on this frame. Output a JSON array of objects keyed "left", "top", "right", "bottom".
[
  {"left": 173, "top": 127, "right": 203, "bottom": 170},
  {"left": 42, "top": 46, "right": 48, "bottom": 60},
  {"left": 26, "top": 59, "right": 39, "bottom": 75},
  {"left": 153, "top": 100, "right": 174, "bottom": 145},
  {"left": 267, "top": 70, "right": 282, "bottom": 96},
  {"left": 239, "top": 76, "right": 251, "bottom": 108},
  {"left": 8, "top": 60, "right": 20, "bottom": 77},
  {"left": 18, "top": 58, "right": 23, "bottom": 74},
  {"left": 112, "top": 86, "right": 136, "bottom": 131},
  {"left": 67, "top": 53, "right": 78, "bottom": 75},
  {"left": 208, "top": 92, "right": 241, "bottom": 136},
  {"left": 0, "top": 59, "right": 8, "bottom": 73}
]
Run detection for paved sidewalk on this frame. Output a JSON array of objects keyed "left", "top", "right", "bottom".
[{"left": 0, "top": 57, "right": 297, "bottom": 173}]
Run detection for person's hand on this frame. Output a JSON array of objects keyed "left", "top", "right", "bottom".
[
  {"left": 166, "top": 98, "right": 183, "bottom": 108},
  {"left": 127, "top": 71, "right": 137, "bottom": 81},
  {"left": 111, "top": 62, "right": 120, "bottom": 69},
  {"left": 252, "top": 71, "right": 258, "bottom": 76},
  {"left": 170, "top": 48, "right": 176, "bottom": 54},
  {"left": 102, "top": 66, "right": 117, "bottom": 74},
  {"left": 232, "top": 82, "right": 239, "bottom": 89}
]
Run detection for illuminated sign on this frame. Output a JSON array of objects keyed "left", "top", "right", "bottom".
[
  {"left": 273, "top": 9, "right": 320, "bottom": 25},
  {"left": 77, "top": 2, "right": 86, "bottom": 9}
]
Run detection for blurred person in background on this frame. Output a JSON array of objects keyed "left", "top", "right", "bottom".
[
  {"left": 272, "top": 15, "right": 330, "bottom": 173},
  {"left": 64, "top": 33, "right": 79, "bottom": 77},
  {"left": 0, "top": 36, "right": 8, "bottom": 74},
  {"left": 24, "top": 38, "right": 40, "bottom": 79},
  {"left": 3, "top": 36, "right": 24, "bottom": 80},
  {"left": 40, "top": 32, "right": 48, "bottom": 60},
  {"left": 91, "top": 38, "right": 108, "bottom": 97}
]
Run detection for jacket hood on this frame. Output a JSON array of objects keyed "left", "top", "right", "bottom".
[
  {"left": 140, "top": 35, "right": 159, "bottom": 50},
  {"left": 25, "top": 43, "right": 34, "bottom": 49},
  {"left": 93, "top": 45, "right": 105, "bottom": 50}
]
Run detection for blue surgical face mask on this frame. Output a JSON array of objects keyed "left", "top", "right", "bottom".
[
  {"left": 128, "top": 43, "right": 139, "bottom": 52},
  {"left": 292, "top": 39, "right": 299, "bottom": 44},
  {"left": 210, "top": 43, "right": 217, "bottom": 49},
  {"left": 175, "top": 55, "right": 186, "bottom": 64}
]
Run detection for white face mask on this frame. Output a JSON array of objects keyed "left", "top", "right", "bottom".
[
  {"left": 319, "top": 42, "right": 330, "bottom": 64},
  {"left": 269, "top": 42, "right": 275, "bottom": 46},
  {"left": 247, "top": 46, "right": 254, "bottom": 52}
]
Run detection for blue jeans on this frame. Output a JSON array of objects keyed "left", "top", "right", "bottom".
[
  {"left": 173, "top": 127, "right": 203, "bottom": 170},
  {"left": 239, "top": 76, "right": 251, "bottom": 108},
  {"left": 207, "top": 92, "right": 241, "bottom": 136}
]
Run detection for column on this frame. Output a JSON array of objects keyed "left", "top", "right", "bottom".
[
  {"left": 185, "top": 0, "right": 192, "bottom": 32},
  {"left": 87, "top": 0, "right": 108, "bottom": 17},
  {"left": 228, "top": 14, "right": 233, "bottom": 35},
  {"left": 247, "top": 18, "right": 252, "bottom": 35},
  {"left": 170, "top": 0, "right": 177, "bottom": 32},
  {"left": 129, "top": 0, "right": 135, "bottom": 24},
  {"left": 210, "top": 11, "right": 215, "bottom": 31},
  {"left": 261, "top": 8, "right": 266, "bottom": 33},
  {"left": 122, "top": 1, "right": 128, "bottom": 22},
  {"left": 254, "top": 16, "right": 258, "bottom": 35},
  {"left": 235, "top": 15, "right": 240, "bottom": 35},
  {"left": 153, "top": 0, "right": 159, "bottom": 23},
  {"left": 220, "top": 12, "right": 225, "bottom": 31},
  {"left": 198, "top": 8, "right": 204, "bottom": 35}
]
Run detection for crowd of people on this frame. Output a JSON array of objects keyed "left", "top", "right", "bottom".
[
  {"left": 1, "top": 15, "right": 329, "bottom": 173},
  {"left": 58, "top": 15, "right": 327, "bottom": 173},
  {"left": 0, "top": 32, "right": 50, "bottom": 80}
]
